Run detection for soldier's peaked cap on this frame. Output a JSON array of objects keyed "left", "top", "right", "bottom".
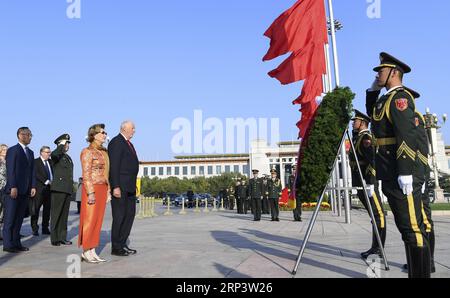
[
  {"left": 373, "top": 52, "right": 411, "bottom": 74},
  {"left": 54, "top": 134, "right": 71, "bottom": 145},
  {"left": 351, "top": 109, "right": 371, "bottom": 123}
]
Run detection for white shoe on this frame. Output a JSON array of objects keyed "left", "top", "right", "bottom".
[
  {"left": 81, "top": 251, "right": 99, "bottom": 264},
  {"left": 90, "top": 249, "right": 107, "bottom": 263}
]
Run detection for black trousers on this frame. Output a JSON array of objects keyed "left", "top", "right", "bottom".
[
  {"left": 293, "top": 197, "right": 302, "bottom": 220},
  {"left": 30, "top": 188, "right": 51, "bottom": 233},
  {"left": 251, "top": 197, "right": 262, "bottom": 220},
  {"left": 243, "top": 198, "right": 250, "bottom": 214},
  {"left": 236, "top": 197, "right": 243, "bottom": 214},
  {"left": 50, "top": 192, "right": 71, "bottom": 243},
  {"left": 262, "top": 197, "right": 269, "bottom": 214},
  {"left": 111, "top": 192, "right": 136, "bottom": 250},
  {"left": 269, "top": 198, "right": 279, "bottom": 219},
  {"left": 2, "top": 194, "right": 29, "bottom": 249}
]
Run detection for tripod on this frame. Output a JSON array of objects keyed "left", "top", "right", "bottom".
[{"left": 292, "top": 127, "right": 390, "bottom": 275}]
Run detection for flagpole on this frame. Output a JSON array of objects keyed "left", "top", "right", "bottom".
[
  {"left": 327, "top": 0, "right": 340, "bottom": 87},
  {"left": 324, "top": 43, "right": 333, "bottom": 92}
]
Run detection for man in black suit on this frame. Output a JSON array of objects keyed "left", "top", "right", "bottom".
[
  {"left": 3, "top": 127, "right": 36, "bottom": 253},
  {"left": 108, "top": 121, "right": 139, "bottom": 256},
  {"left": 50, "top": 134, "right": 74, "bottom": 246},
  {"left": 30, "top": 146, "right": 53, "bottom": 236}
]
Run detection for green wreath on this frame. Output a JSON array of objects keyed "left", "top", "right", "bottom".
[{"left": 297, "top": 87, "right": 354, "bottom": 202}]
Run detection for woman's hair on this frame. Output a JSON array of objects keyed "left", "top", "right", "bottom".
[
  {"left": 0, "top": 144, "right": 8, "bottom": 151},
  {"left": 87, "top": 124, "right": 105, "bottom": 143}
]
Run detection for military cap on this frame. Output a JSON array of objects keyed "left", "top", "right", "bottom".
[
  {"left": 351, "top": 109, "right": 371, "bottom": 123},
  {"left": 270, "top": 168, "right": 277, "bottom": 174},
  {"left": 403, "top": 86, "right": 421, "bottom": 99},
  {"left": 54, "top": 134, "right": 71, "bottom": 145},
  {"left": 373, "top": 52, "right": 411, "bottom": 74},
  {"left": 252, "top": 169, "right": 259, "bottom": 174}
]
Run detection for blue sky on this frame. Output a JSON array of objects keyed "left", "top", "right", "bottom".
[{"left": 1, "top": 0, "right": 449, "bottom": 178}]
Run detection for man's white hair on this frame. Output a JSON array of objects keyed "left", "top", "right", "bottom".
[{"left": 120, "top": 120, "right": 135, "bottom": 131}]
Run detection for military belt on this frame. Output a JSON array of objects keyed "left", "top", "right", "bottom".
[{"left": 376, "top": 137, "right": 397, "bottom": 146}]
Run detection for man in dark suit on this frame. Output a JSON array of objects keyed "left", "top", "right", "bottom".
[
  {"left": 2, "top": 127, "right": 36, "bottom": 253},
  {"left": 30, "top": 146, "right": 53, "bottom": 236},
  {"left": 50, "top": 134, "right": 74, "bottom": 246},
  {"left": 108, "top": 121, "right": 139, "bottom": 256},
  {"left": 249, "top": 169, "right": 263, "bottom": 221}
]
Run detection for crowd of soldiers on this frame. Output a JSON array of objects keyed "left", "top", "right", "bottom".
[{"left": 349, "top": 52, "right": 435, "bottom": 278}]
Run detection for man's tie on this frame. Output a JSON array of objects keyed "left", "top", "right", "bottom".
[
  {"left": 127, "top": 140, "right": 137, "bottom": 156},
  {"left": 44, "top": 160, "right": 52, "bottom": 181},
  {"left": 24, "top": 147, "right": 30, "bottom": 162}
]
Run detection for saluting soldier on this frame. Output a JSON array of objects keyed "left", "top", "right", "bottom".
[
  {"left": 349, "top": 109, "right": 386, "bottom": 259},
  {"left": 50, "top": 134, "right": 74, "bottom": 246},
  {"left": 289, "top": 165, "right": 302, "bottom": 222},
  {"left": 249, "top": 169, "right": 263, "bottom": 221},
  {"left": 403, "top": 87, "right": 436, "bottom": 273},
  {"left": 366, "top": 52, "right": 431, "bottom": 278},
  {"left": 267, "top": 168, "right": 282, "bottom": 221},
  {"left": 261, "top": 175, "right": 270, "bottom": 214}
]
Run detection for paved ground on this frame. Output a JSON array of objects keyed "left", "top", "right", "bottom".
[{"left": 0, "top": 202, "right": 449, "bottom": 278}]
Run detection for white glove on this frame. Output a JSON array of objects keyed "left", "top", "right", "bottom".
[
  {"left": 421, "top": 183, "right": 426, "bottom": 194},
  {"left": 369, "top": 79, "right": 383, "bottom": 91},
  {"left": 365, "top": 184, "right": 375, "bottom": 198},
  {"left": 59, "top": 140, "right": 68, "bottom": 146},
  {"left": 398, "top": 175, "right": 413, "bottom": 196}
]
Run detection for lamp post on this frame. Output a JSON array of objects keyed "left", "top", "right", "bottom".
[{"left": 424, "top": 108, "right": 447, "bottom": 203}]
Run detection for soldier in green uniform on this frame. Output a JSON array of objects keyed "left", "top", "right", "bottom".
[
  {"left": 249, "top": 169, "right": 263, "bottom": 221},
  {"left": 366, "top": 52, "right": 431, "bottom": 278},
  {"left": 228, "top": 186, "right": 235, "bottom": 210},
  {"left": 261, "top": 175, "right": 270, "bottom": 214},
  {"left": 240, "top": 179, "right": 250, "bottom": 214},
  {"left": 50, "top": 134, "right": 74, "bottom": 246},
  {"left": 289, "top": 165, "right": 302, "bottom": 222},
  {"left": 403, "top": 87, "right": 436, "bottom": 273},
  {"left": 267, "top": 168, "right": 282, "bottom": 221},
  {"left": 349, "top": 110, "right": 386, "bottom": 259}
]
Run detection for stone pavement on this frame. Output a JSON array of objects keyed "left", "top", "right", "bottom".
[{"left": 0, "top": 202, "right": 449, "bottom": 278}]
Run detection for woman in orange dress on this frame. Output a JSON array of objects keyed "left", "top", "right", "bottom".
[{"left": 78, "top": 124, "right": 110, "bottom": 263}]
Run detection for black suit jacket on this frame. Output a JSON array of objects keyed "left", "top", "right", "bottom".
[
  {"left": 34, "top": 157, "right": 53, "bottom": 196},
  {"left": 108, "top": 134, "right": 139, "bottom": 194},
  {"left": 5, "top": 143, "right": 36, "bottom": 195}
]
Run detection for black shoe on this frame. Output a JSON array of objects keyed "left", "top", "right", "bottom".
[
  {"left": 51, "top": 241, "right": 61, "bottom": 246},
  {"left": 111, "top": 249, "right": 129, "bottom": 256},
  {"left": 60, "top": 240, "right": 72, "bottom": 245},
  {"left": 271, "top": 219, "right": 275, "bottom": 221},
  {"left": 16, "top": 246, "right": 29, "bottom": 252},
  {"left": 3, "top": 247, "right": 19, "bottom": 253},
  {"left": 124, "top": 246, "right": 137, "bottom": 255},
  {"left": 42, "top": 229, "right": 51, "bottom": 235},
  {"left": 403, "top": 263, "right": 408, "bottom": 270},
  {"left": 360, "top": 247, "right": 382, "bottom": 260},
  {"left": 431, "top": 263, "right": 436, "bottom": 273},
  {"left": 32, "top": 231, "right": 39, "bottom": 236},
  {"left": 275, "top": 218, "right": 280, "bottom": 222}
]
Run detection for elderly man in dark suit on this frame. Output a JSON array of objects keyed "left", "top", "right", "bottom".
[
  {"left": 108, "top": 121, "right": 139, "bottom": 256},
  {"left": 30, "top": 146, "right": 53, "bottom": 236},
  {"left": 2, "top": 127, "right": 36, "bottom": 253},
  {"left": 50, "top": 134, "right": 74, "bottom": 246}
]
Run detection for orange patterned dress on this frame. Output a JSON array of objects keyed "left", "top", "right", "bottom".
[{"left": 78, "top": 143, "right": 110, "bottom": 250}]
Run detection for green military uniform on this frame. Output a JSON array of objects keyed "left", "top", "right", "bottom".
[
  {"left": 367, "top": 52, "right": 431, "bottom": 278},
  {"left": 249, "top": 170, "right": 263, "bottom": 221},
  {"left": 289, "top": 166, "right": 302, "bottom": 221},
  {"left": 405, "top": 87, "right": 435, "bottom": 273},
  {"left": 349, "top": 110, "right": 386, "bottom": 259},
  {"left": 236, "top": 181, "right": 249, "bottom": 214},
  {"left": 267, "top": 169, "right": 282, "bottom": 221},
  {"left": 228, "top": 187, "right": 235, "bottom": 210},
  {"left": 261, "top": 176, "right": 270, "bottom": 214},
  {"left": 50, "top": 134, "right": 74, "bottom": 245}
]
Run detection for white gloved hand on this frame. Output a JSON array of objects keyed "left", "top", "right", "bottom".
[
  {"left": 398, "top": 175, "right": 413, "bottom": 196},
  {"left": 59, "top": 140, "right": 68, "bottom": 146},
  {"left": 421, "top": 183, "right": 426, "bottom": 194},
  {"left": 366, "top": 184, "right": 375, "bottom": 198},
  {"left": 369, "top": 79, "right": 383, "bottom": 91}
]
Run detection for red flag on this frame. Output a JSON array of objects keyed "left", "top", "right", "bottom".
[
  {"left": 293, "top": 74, "right": 323, "bottom": 105},
  {"left": 263, "top": 0, "right": 327, "bottom": 61},
  {"left": 268, "top": 42, "right": 325, "bottom": 85},
  {"left": 296, "top": 100, "right": 319, "bottom": 138}
]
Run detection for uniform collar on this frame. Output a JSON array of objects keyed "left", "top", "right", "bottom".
[{"left": 358, "top": 128, "right": 370, "bottom": 136}]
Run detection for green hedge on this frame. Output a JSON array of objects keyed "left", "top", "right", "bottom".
[{"left": 297, "top": 87, "right": 354, "bottom": 202}]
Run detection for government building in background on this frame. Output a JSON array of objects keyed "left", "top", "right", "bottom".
[{"left": 138, "top": 140, "right": 300, "bottom": 188}]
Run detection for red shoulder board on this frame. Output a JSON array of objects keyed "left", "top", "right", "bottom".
[
  {"left": 363, "top": 138, "right": 372, "bottom": 147},
  {"left": 395, "top": 98, "right": 408, "bottom": 111},
  {"left": 415, "top": 117, "right": 420, "bottom": 127}
]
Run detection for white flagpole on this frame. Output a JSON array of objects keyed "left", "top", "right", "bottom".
[{"left": 327, "top": 0, "right": 340, "bottom": 87}]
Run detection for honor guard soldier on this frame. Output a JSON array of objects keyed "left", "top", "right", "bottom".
[
  {"left": 403, "top": 87, "right": 435, "bottom": 273},
  {"left": 349, "top": 109, "right": 386, "bottom": 259},
  {"left": 366, "top": 52, "right": 431, "bottom": 278},
  {"left": 235, "top": 178, "right": 246, "bottom": 214},
  {"left": 289, "top": 165, "right": 302, "bottom": 221},
  {"left": 261, "top": 175, "right": 270, "bottom": 214},
  {"left": 249, "top": 169, "right": 263, "bottom": 221},
  {"left": 267, "top": 168, "right": 282, "bottom": 221}
]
